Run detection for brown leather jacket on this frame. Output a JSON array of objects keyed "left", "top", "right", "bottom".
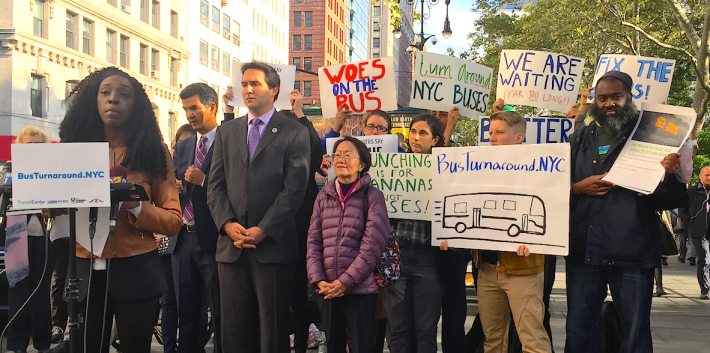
[
  {"left": 76, "top": 146, "right": 183, "bottom": 259},
  {"left": 473, "top": 250, "right": 545, "bottom": 276}
]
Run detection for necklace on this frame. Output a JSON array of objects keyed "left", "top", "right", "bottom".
[{"left": 111, "top": 148, "right": 126, "bottom": 167}]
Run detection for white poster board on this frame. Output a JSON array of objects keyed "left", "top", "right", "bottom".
[
  {"left": 591, "top": 54, "right": 675, "bottom": 104},
  {"left": 431, "top": 144, "right": 570, "bottom": 256},
  {"left": 478, "top": 116, "right": 574, "bottom": 145},
  {"left": 318, "top": 57, "right": 397, "bottom": 119},
  {"left": 325, "top": 135, "right": 399, "bottom": 181},
  {"left": 229, "top": 62, "right": 297, "bottom": 110},
  {"left": 370, "top": 152, "right": 432, "bottom": 221},
  {"left": 497, "top": 50, "right": 585, "bottom": 112},
  {"left": 410, "top": 52, "right": 494, "bottom": 118},
  {"left": 11, "top": 143, "right": 110, "bottom": 210},
  {"left": 603, "top": 104, "right": 696, "bottom": 194}
]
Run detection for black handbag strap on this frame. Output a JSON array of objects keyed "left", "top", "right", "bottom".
[{"left": 362, "top": 185, "right": 370, "bottom": 228}]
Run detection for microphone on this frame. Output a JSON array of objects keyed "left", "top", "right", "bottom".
[
  {"left": 0, "top": 161, "right": 11, "bottom": 227},
  {"left": 46, "top": 209, "right": 56, "bottom": 231},
  {"left": 109, "top": 165, "right": 128, "bottom": 236},
  {"left": 88, "top": 207, "right": 98, "bottom": 240}
]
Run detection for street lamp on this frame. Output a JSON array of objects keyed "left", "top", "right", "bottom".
[{"left": 396, "top": 0, "right": 453, "bottom": 53}]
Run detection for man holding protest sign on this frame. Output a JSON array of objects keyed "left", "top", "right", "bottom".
[
  {"left": 467, "top": 110, "right": 551, "bottom": 353},
  {"left": 565, "top": 71, "right": 687, "bottom": 353}
]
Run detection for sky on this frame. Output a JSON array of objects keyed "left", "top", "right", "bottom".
[{"left": 418, "top": 1, "right": 480, "bottom": 56}]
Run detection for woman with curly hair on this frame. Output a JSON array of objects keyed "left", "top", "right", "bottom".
[{"left": 57, "top": 67, "right": 183, "bottom": 353}]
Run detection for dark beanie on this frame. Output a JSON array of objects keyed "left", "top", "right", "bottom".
[{"left": 597, "top": 70, "right": 633, "bottom": 91}]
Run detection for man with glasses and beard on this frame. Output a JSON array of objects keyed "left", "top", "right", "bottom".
[{"left": 565, "top": 71, "right": 687, "bottom": 353}]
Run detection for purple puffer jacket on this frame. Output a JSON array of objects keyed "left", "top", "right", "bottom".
[{"left": 306, "top": 174, "right": 390, "bottom": 295}]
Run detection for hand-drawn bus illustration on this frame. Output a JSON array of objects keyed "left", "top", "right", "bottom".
[{"left": 439, "top": 193, "right": 546, "bottom": 237}]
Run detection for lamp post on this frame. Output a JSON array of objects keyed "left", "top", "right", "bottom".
[{"left": 393, "top": 0, "right": 452, "bottom": 54}]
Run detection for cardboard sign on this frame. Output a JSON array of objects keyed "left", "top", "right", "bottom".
[
  {"left": 497, "top": 50, "right": 585, "bottom": 112},
  {"left": 11, "top": 143, "right": 110, "bottom": 209},
  {"left": 318, "top": 57, "right": 397, "bottom": 118},
  {"left": 370, "top": 153, "right": 432, "bottom": 221},
  {"left": 478, "top": 116, "right": 574, "bottom": 145},
  {"left": 229, "top": 62, "right": 297, "bottom": 110},
  {"left": 431, "top": 144, "right": 570, "bottom": 256},
  {"left": 591, "top": 54, "right": 675, "bottom": 104},
  {"left": 410, "top": 52, "right": 494, "bottom": 117},
  {"left": 325, "top": 135, "right": 399, "bottom": 181}
]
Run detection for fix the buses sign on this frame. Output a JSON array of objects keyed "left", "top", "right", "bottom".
[
  {"left": 318, "top": 56, "right": 397, "bottom": 119},
  {"left": 11, "top": 143, "right": 110, "bottom": 209}
]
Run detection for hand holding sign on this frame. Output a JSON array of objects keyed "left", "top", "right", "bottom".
[
  {"left": 223, "top": 86, "right": 234, "bottom": 113},
  {"left": 290, "top": 89, "right": 304, "bottom": 117}
]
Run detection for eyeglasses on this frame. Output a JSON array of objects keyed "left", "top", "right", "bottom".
[
  {"left": 331, "top": 153, "right": 360, "bottom": 161},
  {"left": 363, "top": 124, "right": 388, "bottom": 133}
]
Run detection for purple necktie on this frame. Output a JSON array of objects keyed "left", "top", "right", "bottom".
[
  {"left": 183, "top": 136, "right": 208, "bottom": 223},
  {"left": 248, "top": 118, "right": 263, "bottom": 162}
]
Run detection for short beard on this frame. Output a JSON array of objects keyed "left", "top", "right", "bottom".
[{"left": 590, "top": 99, "right": 638, "bottom": 134}]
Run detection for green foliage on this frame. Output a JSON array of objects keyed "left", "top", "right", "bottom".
[
  {"left": 457, "top": 0, "right": 703, "bottom": 116},
  {"left": 451, "top": 117, "right": 480, "bottom": 146},
  {"left": 378, "top": 0, "right": 403, "bottom": 29}
]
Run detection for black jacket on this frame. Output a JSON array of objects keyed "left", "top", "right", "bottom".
[
  {"left": 679, "top": 184, "right": 710, "bottom": 239},
  {"left": 568, "top": 122, "right": 688, "bottom": 269}
]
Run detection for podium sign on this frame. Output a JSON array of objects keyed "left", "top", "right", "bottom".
[{"left": 11, "top": 143, "right": 111, "bottom": 210}]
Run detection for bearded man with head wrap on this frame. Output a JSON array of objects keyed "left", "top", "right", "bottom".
[{"left": 564, "top": 71, "right": 688, "bottom": 353}]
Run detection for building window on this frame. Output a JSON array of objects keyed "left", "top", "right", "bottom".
[
  {"left": 82, "top": 19, "right": 93, "bottom": 55},
  {"left": 293, "top": 57, "right": 301, "bottom": 69},
  {"left": 374, "top": 22, "right": 380, "bottom": 31},
  {"left": 293, "top": 35, "right": 301, "bottom": 50},
  {"left": 373, "top": 52, "right": 380, "bottom": 58},
  {"left": 33, "top": 0, "right": 44, "bottom": 37},
  {"left": 294, "top": 0, "right": 301, "bottom": 3},
  {"left": 170, "top": 58, "right": 177, "bottom": 86},
  {"left": 304, "top": 57, "right": 312, "bottom": 72},
  {"left": 293, "top": 12, "right": 300, "bottom": 27},
  {"left": 139, "top": 44, "right": 148, "bottom": 75},
  {"left": 223, "top": 14, "right": 231, "bottom": 39},
  {"left": 31, "top": 75, "right": 43, "bottom": 118},
  {"left": 211, "top": 6, "right": 220, "bottom": 32},
  {"left": 304, "top": 81, "right": 311, "bottom": 97},
  {"left": 222, "top": 51, "right": 230, "bottom": 75},
  {"left": 151, "top": 49, "right": 159, "bottom": 78},
  {"left": 211, "top": 46, "right": 219, "bottom": 71},
  {"left": 199, "top": 40, "right": 208, "bottom": 66},
  {"left": 200, "top": 0, "right": 208, "bottom": 25},
  {"left": 305, "top": 12, "right": 312, "bottom": 27},
  {"left": 170, "top": 11, "right": 178, "bottom": 38},
  {"left": 304, "top": 35, "right": 312, "bottom": 50},
  {"left": 140, "top": 0, "right": 149, "bottom": 23},
  {"left": 374, "top": 38, "right": 380, "bottom": 48},
  {"left": 294, "top": 80, "right": 300, "bottom": 91},
  {"left": 120, "top": 35, "right": 129, "bottom": 68},
  {"left": 66, "top": 11, "right": 77, "bottom": 49},
  {"left": 108, "top": 0, "right": 117, "bottom": 6},
  {"left": 152, "top": 1, "right": 160, "bottom": 29},
  {"left": 305, "top": 0, "right": 312, "bottom": 3},
  {"left": 233, "top": 21, "right": 241, "bottom": 46},
  {"left": 106, "top": 29, "right": 116, "bottom": 64},
  {"left": 374, "top": 6, "right": 381, "bottom": 17}
]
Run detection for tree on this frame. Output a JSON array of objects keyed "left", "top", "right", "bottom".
[{"left": 456, "top": 0, "right": 708, "bottom": 136}]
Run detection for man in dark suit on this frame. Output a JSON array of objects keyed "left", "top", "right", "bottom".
[
  {"left": 172, "top": 83, "right": 222, "bottom": 353},
  {"left": 208, "top": 62, "right": 310, "bottom": 353}
]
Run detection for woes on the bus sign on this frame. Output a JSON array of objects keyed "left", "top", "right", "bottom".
[
  {"left": 431, "top": 144, "right": 570, "bottom": 256},
  {"left": 478, "top": 116, "right": 574, "bottom": 145}
]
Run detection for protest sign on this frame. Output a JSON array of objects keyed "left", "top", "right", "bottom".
[
  {"left": 591, "top": 54, "right": 675, "bottom": 104},
  {"left": 370, "top": 153, "right": 432, "bottom": 221},
  {"left": 478, "top": 116, "right": 574, "bottom": 145},
  {"left": 325, "top": 135, "right": 399, "bottom": 181},
  {"left": 409, "top": 52, "right": 494, "bottom": 118},
  {"left": 229, "top": 62, "right": 297, "bottom": 110},
  {"left": 318, "top": 57, "right": 397, "bottom": 119},
  {"left": 603, "top": 103, "right": 696, "bottom": 194},
  {"left": 497, "top": 50, "right": 585, "bottom": 112},
  {"left": 431, "top": 144, "right": 570, "bottom": 255},
  {"left": 11, "top": 143, "right": 110, "bottom": 210}
]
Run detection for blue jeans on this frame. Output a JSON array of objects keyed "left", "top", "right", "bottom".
[{"left": 564, "top": 262, "right": 654, "bottom": 353}]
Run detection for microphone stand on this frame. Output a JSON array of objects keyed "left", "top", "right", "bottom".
[{"left": 67, "top": 208, "right": 81, "bottom": 353}]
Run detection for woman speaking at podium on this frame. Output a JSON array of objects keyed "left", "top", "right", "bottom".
[{"left": 58, "top": 67, "right": 183, "bottom": 353}]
